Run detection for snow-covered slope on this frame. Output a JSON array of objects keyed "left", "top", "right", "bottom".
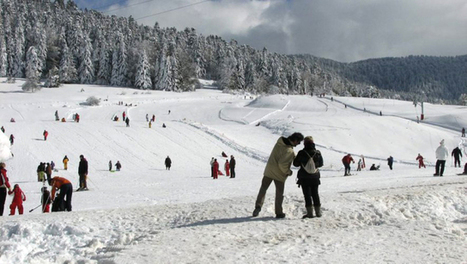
[{"left": 0, "top": 79, "right": 466, "bottom": 263}]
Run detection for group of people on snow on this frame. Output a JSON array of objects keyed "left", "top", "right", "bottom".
[{"left": 210, "top": 154, "right": 236, "bottom": 179}]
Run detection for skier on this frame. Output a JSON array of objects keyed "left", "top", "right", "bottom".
[
  {"left": 451, "top": 147, "right": 462, "bottom": 167},
  {"left": 115, "top": 161, "right": 122, "bottom": 171},
  {"left": 50, "top": 176, "right": 73, "bottom": 211},
  {"left": 416, "top": 153, "right": 426, "bottom": 168},
  {"left": 229, "top": 155, "right": 236, "bottom": 178},
  {"left": 212, "top": 159, "right": 219, "bottom": 179},
  {"left": 0, "top": 162, "right": 12, "bottom": 216},
  {"left": 41, "top": 186, "right": 52, "bottom": 213},
  {"left": 434, "top": 139, "right": 449, "bottom": 176},
  {"left": 43, "top": 130, "right": 49, "bottom": 141},
  {"left": 224, "top": 159, "right": 230, "bottom": 177},
  {"left": 8, "top": 184, "right": 26, "bottom": 215},
  {"left": 387, "top": 156, "right": 394, "bottom": 170},
  {"left": 109, "top": 160, "right": 112, "bottom": 171},
  {"left": 165, "top": 156, "right": 172, "bottom": 170},
  {"left": 77, "top": 155, "right": 88, "bottom": 191},
  {"left": 63, "top": 155, "right": 69, "bottom": 170},
  {"left": 342, "top": 154, "right": 355, "bottom": 176}
]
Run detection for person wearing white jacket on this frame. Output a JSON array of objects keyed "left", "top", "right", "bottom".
[{"left": 434, "top": 139, "right": 449, "bottom": 176}]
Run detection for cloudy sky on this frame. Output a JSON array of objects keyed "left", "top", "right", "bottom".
[{"left": 74, "top": 0, "right": 467, "bottom": 62}]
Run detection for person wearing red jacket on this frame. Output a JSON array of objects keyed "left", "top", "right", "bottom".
[
  {"left": 0, "top": 162, "right": 12, "bottom": 216},
  {"left": 43, "top": 130, "right": 49, "bottom": 141},
  {"left": 342, "top": 154, "right": 355, "bottom": 176},
  {"left": 8, "top": 184, "right": 26, "bottom": 215},
  {"left": 50, "top": 176, "right": 73, "bottom": 212},
  {"left": 212, "top": 159, "right": 219, "bottom": 179},
  {"left": 416, "top": 153, "right": 426, "bottom": 168},
  {"left": 224, "top": 160, "right": 230, "bottom": 177}
]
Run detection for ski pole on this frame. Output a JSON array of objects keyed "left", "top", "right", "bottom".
[{"left": 29, "top": 204, "right": 41, "bottom": 213}]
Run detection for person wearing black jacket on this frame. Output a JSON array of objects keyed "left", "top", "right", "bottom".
[
  {"left": 451, "top": 147, "right": 463, "bottom": 168},
  {"left": 78, "top": 155, "right": 88, "bottom": 191},
  {"left": 293, "top": 136, "right": 322, "bottom": 218},
  {"left": 229, "top": 155, "right": 236, "bottom": 178}
]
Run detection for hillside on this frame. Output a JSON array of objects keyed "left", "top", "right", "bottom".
[{"left": 0, "top": 79, "right": 466, "bottom": 263}]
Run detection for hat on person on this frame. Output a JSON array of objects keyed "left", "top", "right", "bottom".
[
  {"left": 440, "top": 139, "right": 445, "bottom": 145},
  {"left": 304, "top": 136, "right": 314, "bottom": 143}
]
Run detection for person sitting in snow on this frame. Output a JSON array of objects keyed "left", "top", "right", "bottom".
[
  {"left": 8, "top": 184, "right": 26, "bottom": 215},
  {"left": 369, "top": 164, "right": 380, "bottom": 171},
  {"left": 222, "top": 151, "right": 228, "bottom": 158}
]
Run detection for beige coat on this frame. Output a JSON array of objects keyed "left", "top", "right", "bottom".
[{"left": 263, "top": 137, "right": 296, "bottom": 182}]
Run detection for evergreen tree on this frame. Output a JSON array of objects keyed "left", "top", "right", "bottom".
[
  {"left": 134, "top": 49, "right": 152, "bottom": 89},
  {"left": 78, "top": 32, "right": 94, "bottom": 84},
  {"left": 25, "top": 46, "right": 41, "bottom": 81},
  {"left": 111, "top": 33, "right": 130, "bottom": 87}
]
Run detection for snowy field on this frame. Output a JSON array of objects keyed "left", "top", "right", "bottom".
[{"left": 0, "top": 78, "right": 466, "bottom": 263}]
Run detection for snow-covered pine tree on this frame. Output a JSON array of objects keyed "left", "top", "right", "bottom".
[
  {"left": 134, "top": 49, "right": 152, "bottom": 89},
  {"left": 58, "top": 28, "right": 77, "bottom": 83},
  {"left": 25, "top": 46, "right": 41, "bottom": 82},
  {"left": 96, "top": 41, "right": 111, "bottom": 85},
  {"left": 78, "top": 32, "right": 94, "bottom": 84},
  {"left": 111, "top": 33, "right": 130, "bottom": 87}
]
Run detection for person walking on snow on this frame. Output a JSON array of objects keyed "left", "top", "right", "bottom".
[
  {"left": 387, "top": 156, "right": 394, "bottom": 170},
  {"left": 252, "top": 132, "right": 304, "bottom": 218},
  {"left": 416, "top": 153, "right": 426, "bottom": 168},
  {"left": 229, "top": 155, "right": 236, "bottom": 178},
  {"left": 8, "top": 184, "right": 26, "bottom": 215},
  {"left": 165, "top": 156, "right": 172, "bottom": 170},
  {"left": 451, "top": 147, "right": 463, "bottom": 167},
  {"left": 0, "top": 162, "right": 12, "bottom": 216},
  {"left": 78, "top": 155, "right": 88, "bottom": 191},
  {"left": 293, "top": 136, "right": 323, "bottom": 218},
  {"left": 224, "top": 160, "right": 230, "bottom": 177},
  {"left": 63, "top": 155, "right": 69, "bottom": 170},
  {"left": 342, "top": 154, "right": 355, "bottom": 176},
  {"left": 212, "top": 159, "right": 219, "bottom": 179},
  {"left": 434, "top": 139, "right": 449, "bottom": 176},
  {"left": 43, "top": 130, "right": 49, "bottom": 141}
]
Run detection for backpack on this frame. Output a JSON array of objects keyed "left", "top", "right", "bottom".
[{"left": 302, "top": 150, "right": 323, "bottom": 174}]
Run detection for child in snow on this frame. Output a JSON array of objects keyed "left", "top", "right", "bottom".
[
  {"left": 8, "top": 184, "right": 26, "bottom": 215},
  {"left": 41, "top": 187, "right": 52, "bottom": 213},
  {"left": 416, "top": 153, "right": 426, "bottom": 168},
  {"left": 225, "top": 160, "right": 230, "bottom": 177}
]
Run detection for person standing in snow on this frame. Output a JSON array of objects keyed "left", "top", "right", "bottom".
[
  {"left": 45, "top": 163, "right": 52, "bottom": 183},
  {"left": 416, "top": 153, "right": 426, "bottom": 168},
  {"left": 115, "top": 161, "right": 122, "bottom": 171},
  {"left": 212, "top": 159, "right": 219, "bottom": 179},
  {"left": 43, "top": 130, "right": 48, "bottom": 141},
  {"left": 224, "top": 159, "right": 230, "bottom": 177},
  {"left": 451, "top": 147, "right": 462, "bottom": 168},
  {"left": 55, "top": 110, "right": 59, "bottom": 121},
  {"left": 165, "top": 156, "right": 172, "bottom": 170},
  {"left": 9, "top": 134, "right": 14, "bottom": 145},
  {"left": 78, "top": 155, "right": 88, "bottom": 191},
  {"left": 51, "top": 161, "right": 55, "bottom": 171},
  {"left": 109, "top": 160, "right": 112, "bottom": 171},
  {"left": 63, "top": 155, "right": 69, "bottom": 170},
  {"left": 357, "top": 159, "right": 362, "bottom": 171},
  {"left": 293, "top": 136, "right": 323, "bottom": 218},
  {"left": 50, "top": 176, "right": 73, "bottom": 211},
  {"left": 434, "top": 139, "right": 449, "bottom": 176},
  {"left": 125, "top": 117, "right": 130, "bottom": 127},
  {"left": 8, "top": 184, "right": 26, "bottom": 215},
  {"left": 387, "top": 156, "right": 394, "bottom": 170},
  {"left": 210, "top": 157, "right": 215, "bottom": 178},
  {"left": 342, "top": 154, "right": 354, "bottom": 176},
  {"left": 229, "top": 155, "right": 236, "bottom": 178},
  {"left": 122, "top": 111, "right": 126, "bottom": 121},
  {"left": 252, "top": 132, "right": 304, "bottom": 218},
  {"left": 0, "top": 162, "right": 12, "bottom": 216},
  {"left": 1, "top": 126, "right": 4, "bottom": 133},
  {"left": 146, "top": 114, "right": 149, "bottom": 122},
  {"left": 462, "top": 127, "right": 465, "bottom": 137}
]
